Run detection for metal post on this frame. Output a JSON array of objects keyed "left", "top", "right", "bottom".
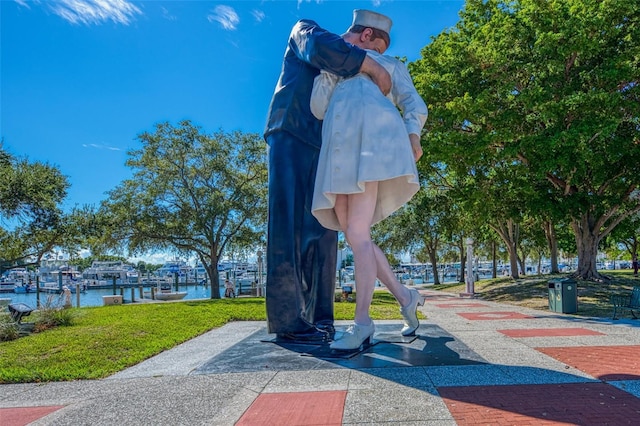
[
  {"left": 257, "top": 250, "right": 263, "bottom": 296},
  {"left": 461, "top": 238, "right": 475, "bottom": 298},
  {"left": 36, "top": 275, "right": 41, "bottom": 308}
]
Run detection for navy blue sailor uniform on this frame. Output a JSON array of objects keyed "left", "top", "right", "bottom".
[{"left": 264, "top": 19, "right": 367, "bottom": 336}]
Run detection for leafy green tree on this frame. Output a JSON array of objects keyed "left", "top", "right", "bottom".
[
  {"left": 412, "top": 0, "right": 640, "bottom": 281},
  {"left": 99, "top": 121, "right": 267, "bottom": 298},
  {"left": 0, "top": 144, "right": 70, "bottom": 272}
]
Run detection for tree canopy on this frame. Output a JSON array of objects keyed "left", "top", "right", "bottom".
[
  {"left": 0, "top": 144, "right": 70, "bottom": 273},
  {"left": 98, "top": 121, "right": 267, "bottom": 298},
  {"left": 411, "top": 0, "right": 640, "bottom": 280}
]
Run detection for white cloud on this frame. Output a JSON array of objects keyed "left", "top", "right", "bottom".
[
  {"left": 14, "top": 0, "right": 32, "bottom": 9},
  {"left": 160, "top": 6, "right": 177, "bottom": 21},
  {"left": 251, "top": 9, "right": 265, "bottom": 23},
  {"left": 49, "top": 0, "right": 142, "bottom": 26},
  {"left": 297, "top": 0, "right": 323, "bottom": 8},
  {"left": 207, "top": 5, "right": 239, "bottom": 30},
  {"left": 82, "top": 143, "right": 121, "bottom": 151},
  {"left": 78, "top": 248, "right": 92, "bottom": 259}
]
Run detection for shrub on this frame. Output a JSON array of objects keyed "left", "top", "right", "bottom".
[
  {"left": 0, "top": 313, "right": 19, "bottom": 342},
  {"left": 34, "top": 296, "right": 76, "bottom": 332}
]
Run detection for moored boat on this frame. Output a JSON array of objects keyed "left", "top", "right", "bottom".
[
  {"left": 13, "top": 283, "right": 34, "bottom": 294},
  {"left": 0, "top": 282, "right": 16, "bottom": 293},
  {"left": 1, "top": 268, "right": 31, "bottom": 292},
  {"left": 82, "top": 260, "right": 138, "bottom": 284},
  {"left": 154, "top": 291, "right": 188, "bottom": 301},
  {"left": 39, "top": 283, "right": 63, "bottom": 293}
]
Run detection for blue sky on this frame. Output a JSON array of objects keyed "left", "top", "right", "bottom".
[{"left": 2, "top": 0, "right": 464, "bottom": 214}]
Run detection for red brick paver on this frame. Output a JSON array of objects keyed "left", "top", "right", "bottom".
[
  {"left": 537, "top": 345, "right": 640, "bottom": 381},
  {"left": 439, "top": 382, "right": 640, "bottom": 425},
  {"left": 0, "top": 406, "right": 65, "bottom": 426},
  {"left": 499, "top": 328, "right": 605, "bottom": 338},
  {"left": 236, "top": 391, "right": 346, "bottom": 426},
  {"left": 457, "top": 311, "right": 535, "bottom": 321}
]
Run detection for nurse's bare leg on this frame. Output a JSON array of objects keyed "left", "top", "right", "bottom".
[
  {"left": 335, "top": 182, "right": 378, "bottom": 325},
  {"left": 335, "top": 193, "right": 411, "bottom": 308},
  {"left": 373, "top": 245, "right": 411, "bottom": 305},
  {"left": 369, "top": 231, "right": 423, "bottom": 336},
  {"left": 335, "top": 186, "right": 423, "bottom": 337}
]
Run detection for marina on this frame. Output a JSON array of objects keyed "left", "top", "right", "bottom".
[
  {"left": 4, "top": 283, "right": 230, "bottom": 308},
  {"left": 0, "top": 258, "right": 475, "bottom": 309},
  {"left": 0, "top": 269, "right": 470, "bottom": 309},
  {"left": 0, "top": 256, "right": 269, "bottom": 309}
]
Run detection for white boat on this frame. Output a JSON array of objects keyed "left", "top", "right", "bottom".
[
  {"left": 1, "top": 268, "right": 31, "bottom": 292},
  {"left": 82, "top": 261, "right": 138, "bottom": 284},
  {"left": 39, "top": 265, "right": 82, "bottom": 293},
  {"left": 144, "top": 278, "right": 187, "bottom": 301},
  {"left": 39, "top": 282, "right": 63, "bottom": 293},
  {"left": 154, "top": 291, "right": 187, "bottom": 301}
]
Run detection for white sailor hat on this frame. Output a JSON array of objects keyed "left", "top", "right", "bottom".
[{"left": 351, "top": 9, "right": 392, "bottom": 34}]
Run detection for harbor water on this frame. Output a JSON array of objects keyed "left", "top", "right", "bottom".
[
  {"left": 2, "top": 273, "right": 465, "bottom": 309},
  {"left": 1, "top": 283, "right": 246, "bottom": 309}
]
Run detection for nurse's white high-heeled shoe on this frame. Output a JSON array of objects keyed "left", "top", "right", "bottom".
[
  {"left": 330, "top": 321, "right": 375, "bottom": 351},
  {"left": 400, "top": 288, "right": 425, "bottom": 336}
]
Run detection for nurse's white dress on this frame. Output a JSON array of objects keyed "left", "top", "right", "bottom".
[{"left": 310, "top": 50, "right": 428, "bottom": 231}]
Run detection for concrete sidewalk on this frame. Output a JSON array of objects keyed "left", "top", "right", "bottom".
[{"left": 1, "top": 288, "right": 640, "bottom": 425}]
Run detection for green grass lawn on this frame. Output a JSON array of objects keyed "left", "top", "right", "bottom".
[{"left": 0, "top": 291, "right": 406, "bottom": 384}]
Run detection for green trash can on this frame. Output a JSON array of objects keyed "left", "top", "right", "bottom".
[
  {"left": 548, "top": 281, "right": 557, "bottom": 312},
  {"left": 548, "top": 278, "right": 577, "bottom": 313}
]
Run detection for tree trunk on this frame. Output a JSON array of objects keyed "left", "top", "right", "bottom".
[
  {"left": 492, "top": 240, "right": 497, "bottom": 279},
  {"left": 206, "top": 264, "right": 221, "bottom": 299},
  {"left": 491, "top": 219, "right": 520, "bottom": 279},
  {"left": 509, "top": 241, "right": 519, "bottom": 280},
  {"left": 458, "top": 238, "right": 466, "bottom": 284},
  {"left": 537, "top": 254, "right": 542, "bottom": 275},
  {"left": 571, "top": 213, "right": 607, "bottom": 281},
  {"left": 517, "top": 247, "right": 526, "bottom": 276},
  {"left": 543, "top": 220, "right": 560, "bottom": 273},
  {"left": 204, "top": 250, "right": 222, "bottom": 299},
  {"left": 429, "top": 250, "right": 440, "bottom": 285}
]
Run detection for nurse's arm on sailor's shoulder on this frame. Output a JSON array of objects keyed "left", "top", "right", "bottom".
[{"left": 360, "top": 55, "right": 391, "bottom": 95}]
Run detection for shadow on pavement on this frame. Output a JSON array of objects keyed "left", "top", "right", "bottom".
[{"left": 191, "top": 323, "right": 640, "bottom": 424}]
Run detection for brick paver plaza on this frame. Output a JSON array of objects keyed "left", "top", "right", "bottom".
[{"left": 2, "top": 289, "right": 639, "bottom": 425}]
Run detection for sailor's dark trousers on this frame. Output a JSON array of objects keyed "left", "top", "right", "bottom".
[{"left": 265, "top": 131, "right": 338, "bottom": 334}]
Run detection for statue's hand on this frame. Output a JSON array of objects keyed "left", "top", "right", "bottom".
[
  {"left": 409, "top": 134, "right": 422, "bottom": 162},
  {"left": 360, "top": 56, "right": 391, "bottom": 95}
]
